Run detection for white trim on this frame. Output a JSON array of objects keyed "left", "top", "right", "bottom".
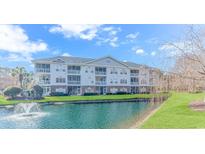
[{"left": 84, "top": 56, "right": 129, "bottom": 67}]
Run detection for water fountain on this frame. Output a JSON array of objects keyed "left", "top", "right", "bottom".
[
  {"left": 14, "top": 102, "right": 41, "bottom": 117},
  {"left": 2, "top": 102, "right": 47, "bottom": 121}
]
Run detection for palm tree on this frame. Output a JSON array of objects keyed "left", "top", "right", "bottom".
[
  {"left": 22, "top": 72, "right": 34, "bottom": 89},
  {"left": 11, "top": 67, "right": 26, "bottom": 89}
]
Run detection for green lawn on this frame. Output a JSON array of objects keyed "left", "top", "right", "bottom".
[
  {"left": 0, "top": 93, "right": 165, "bottom": 105},
  {"left": 141, "top": 92, "right": 205, "bottom": 128}
]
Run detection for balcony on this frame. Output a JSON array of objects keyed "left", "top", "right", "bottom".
[
  {"left": 95, "top": 71, "right": 106, "bottom": 75},
  {"left": 39, "top": 80, "right": 50, "bottom": 84},
  {"left": 67, "top": 81, "right": 80, "bottom": 84},
  {"left": 67, "top": 70, "right": 80, "bottom": 74},
  {"left": 130, "top": 82, "right": 139, "bottom": 85},
  {"left": 130, "top": 73, "right": 139, "bottom": 76},
  {"left": 95, "top": 81, "right": 106, "bottom": 85},
  {"left": 95, "top": 67, "right": 106, "bottom": 76},
  {"left": 36, "top": 68, "right": 50, "bottom": 73}
]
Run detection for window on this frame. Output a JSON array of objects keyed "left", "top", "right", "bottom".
[
  {"left": 130, "top": 70, "right": 139, "bottom": 74},
  {"left": 67, "top": 66, "right": 81, "bottom": 74},
  {"left": 36, "top": 64, "right": 50, "bottom": 72},
  {"left": 130, "top": 70, "right": 139, "bottom": 76},
  {"left": 67, "top": 66, "right": 80, "bottom": 71},
  {"left": 110, "top": 68, "right": 117, "bottom": 74},
  {"left": 67, "top": 75, "right": 81, "bottom": 84},
  {"left": 95, "top": 67, "right": 106, "bottom": 75},
  {"left": 120, "top": 79, "right": 127, "bottom": 84},
  {"left": 39, "top": 75, "right": 50, "bottom": 84},
  {"left": 95, "top": 76, "right": 106, "bottom": 85},
  {"left": 141, "top": 79, "right": 147, "bottom": 85},
  {"left": 56, "top": 77, "right": 66, "bottom": 83},
  {"left": 130, "top": 77, "right": 139, "bottom": 85}
]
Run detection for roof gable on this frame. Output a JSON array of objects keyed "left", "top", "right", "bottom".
[
  {"left": 85, "top": 56, "right": 128, "bottom": 67},
  {"left": 52, "top": 58, "right": 65, "bottom": 63}
]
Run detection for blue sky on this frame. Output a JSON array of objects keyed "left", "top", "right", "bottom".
[{"left": 0, "top": 24, "right": 188, "bottom": 71}]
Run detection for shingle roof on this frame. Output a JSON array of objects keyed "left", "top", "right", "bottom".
[
  {"left": 122, "top": 61, "right": 143, "bottom": 68},
  {"left": 32, "top": 56, "right": 159, "bottom": 70},
  {"left": 32, "top": 56, "right": 94, "bottom": 64}
]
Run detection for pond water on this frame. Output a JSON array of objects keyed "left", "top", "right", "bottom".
[{"left": 0, "top": 99, "right": 162, "bottom": 129}]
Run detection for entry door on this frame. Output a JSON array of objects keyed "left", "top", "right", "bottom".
[
  {"left": 43, "top": 87, "right": 51, "bottom": 96},
  {"left": 100, "top": 87, "right": 106, "bottom": 94}
]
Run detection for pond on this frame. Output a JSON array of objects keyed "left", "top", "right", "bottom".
[{"left": 0, "top": 99, "right": 163, "bottom": 129}]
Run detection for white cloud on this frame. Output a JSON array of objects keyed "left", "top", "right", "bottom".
[
  {"left": 102, "top": 27, "right": 113, "bottom": 32},
  {"left": 121, "top": 32, "right": 139, "bottom": 45},
  {"left": 97, "top": 26, "right": 121, "bottom": 47},
  {"left": 49, "top": 24, "right": 101, "bottom": 41},
  {"left": 62, "top": 53, "right": 71, "bottom": 57},
  {"left": 151, "top": 51, "right": 156, "bottom": 56},
  {"left": 126, "top": 33, "right": 139, "bottom": 39},
  {"left": 49, "top": 24, "right": 121, "bottom": 47},
  {"left": 0, "top": 53, "right": 33, "bottom": 62},
  {"left": 135, "top": 49, "right": 144, "bottom": 55},
  {"left": 97, "top": 36, "right": 118, "bottom": 47},
  {"left": 0, "top": 25, "right": 47, "bottom": 62}
]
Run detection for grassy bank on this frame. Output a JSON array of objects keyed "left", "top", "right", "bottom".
[
  {"left": 141, "top": 92, "right": 205, "bottom": 128},
  {"left": 0, "top": 93, "right": 166, "bottom": 105}
]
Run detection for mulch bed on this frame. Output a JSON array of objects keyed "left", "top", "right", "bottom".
[{"left": 189, "top": 101, "right": 205, "bottom": 111}]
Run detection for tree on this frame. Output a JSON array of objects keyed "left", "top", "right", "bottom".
[
  {"left": 159, "top": 25, "right": 205, "bottom": 92},
  {"left": 32, "top": 85, "right": 43, "bottom": 99},
  {"left": 166, "top": 26, "right": 205, "bottom": 77},
  {"left": 11, "top": 67, "right": 34, "bottom": 89},
  {"left": 22, "top": 72, "right": 34, "bottom": 89},
  {"left": 3, "top": 87, "right": 22, "bottom": 99}
]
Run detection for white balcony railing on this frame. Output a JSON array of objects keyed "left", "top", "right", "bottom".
[
  {"left": 36, "top": 68, "right": 50, "bottom": 73},
  {"left": 95, "top": 81, "right": 106, "bottom": 85},
  {"left": 39, "top": 81, "right": 50, "bottom": 84},
  {"left": 130, "top": 73, "right": 139, "bottom": 76},
  {"left": 95, "top": 71, "right": 106, "bottom": 75},
  {"left": 130, "top": 82, "right": 139, "bottom": 85},
  {"left": 67, "top": 81, "right": 80, "bottom": 84},
  {"left": 67, "top": 70, "right": 80, "bottom": 74}
]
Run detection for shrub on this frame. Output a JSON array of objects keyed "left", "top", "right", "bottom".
[
  {"left": 106, "top": 93, "right": 114, "bottom": 95},
  {"left": 3, "top": 87, "right": 22, "bottom": 99},
  {"left": 83, "top": 92, "right": 98, "bottom": 96},
  {"left": 32, "top": 85, "right": 43, "bottom": 99},
  {"left": 50, "top": 92, "right": 67, "bottom": 96},
  {"left": 115, "top": 91, "right": 128, "bottom": 95}
]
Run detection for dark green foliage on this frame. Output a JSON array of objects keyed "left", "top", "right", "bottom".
[
  {"left": 83, "top": 93, "right": 98, "bottom": 96},
  {"left": 32, "top": 85, "right": 43, "bottom": 99},
  {"left": 3, "top": 87, "right": 22, "bottom": 99},
  {"left": 50, "top": 92, "right": 67, "bottom": 96}
]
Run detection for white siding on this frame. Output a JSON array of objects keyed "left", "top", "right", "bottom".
[
  {"left": 81, "top": 65, "right": 95, "bottom": 86},
  {"left": 50, "top": 64, "right": 67, "bottom": 85}
]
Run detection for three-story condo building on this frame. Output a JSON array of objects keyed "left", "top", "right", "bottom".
[{"left": 32, "top": 56, "right": 160, "bottom": 96}]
